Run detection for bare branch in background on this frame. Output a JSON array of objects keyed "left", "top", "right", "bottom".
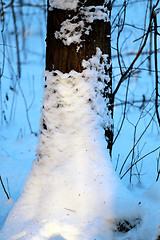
[
  {"left": 121, "top": 146, "right": 160, "bottom": 179},
  {"left": 4, "top": 0, "right": 14, "bottom": 9},
  {"left": 113, "top": 76, "right": 130, "bottom": 145},
  {"left": 113, "top": 0, "right": 160, "bottom": 97},
  {"left": 119, "top": 113, "right": 155, "bottom": 176},
  {"left": 153, "top": 10, "right": 160, "bottom": 126},
  {"left": 148, "top": 0, "right": 153, "bottom": 74},
  {"left": 11, "top": 3, "right": 21, "bottom": 79}
]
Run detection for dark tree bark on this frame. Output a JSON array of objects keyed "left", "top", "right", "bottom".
[{"left": 45, "top": 0, "right": 113, "bottom": 155}]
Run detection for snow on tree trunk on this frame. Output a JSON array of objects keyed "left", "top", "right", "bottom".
[
  {"left": 46, "top": 0, "right": 113, "bottom": 154},
  {"left": 0, "top": 1, "right": 141, "bottom": 240}
]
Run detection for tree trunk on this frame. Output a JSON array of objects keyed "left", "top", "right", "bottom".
[{"left": 45, "top": 0, "right": 113, "bottom": 155}]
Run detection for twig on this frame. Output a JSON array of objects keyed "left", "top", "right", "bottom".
[
  {"left": 116, "top": 1, "right": 127, "bottom": 75},
  {"left": 18, "top": 81, "right": 33, "bottom": 134},
  {"left": 129, "top": 110, "right": 144, "bottom": 183},
  {"left": 6, "top": 177, "right": 11, "bottom": 198},
  {"left": 156, "top": 152, "right": 160, "bottom": 181},
  {"left": 64, "top": 208, "right": 76, "bottom": 213},
  {"left": 28, "top": 76, "right": 35, "bottom": 111},
  {"left": 0, "top": 175, "right": 10, "bottom": 199},
  {"left": 153, "top": 10, "right": 160, "bottom": 126},
  {"left": 119, "top": 113, "right": 155, "bottom": 176},
  {"left": 113, "top": 76, "right": 130, "bottom": 145},
  {"left": 113, "top": 0, "right": 160, "bottom": 97},
  {"left": 115, "top": 154, "right": 120, "bottom": 171},
  {"left": 149, "top": 0, "right": 153, "bottom": 74},
  {"left": 11, "top": 3, "right": 21, "bottom": 78},
  {"left": 121, "top": 146, "right": 160, "bottom": 179},
  {"left": 3, "top": 0, "right": 14, "bottom": 9}
]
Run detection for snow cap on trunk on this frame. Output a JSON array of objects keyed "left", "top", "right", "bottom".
[{"left": 49, "top": 0, "right": 79, "bottom": 10}]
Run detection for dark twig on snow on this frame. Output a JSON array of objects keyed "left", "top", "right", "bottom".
[
  {"left": 0, "top": 175, "right": 10, "bottom": 200},
  {"left": 156, "top": 152, "right": 160, "bottom": 181}
]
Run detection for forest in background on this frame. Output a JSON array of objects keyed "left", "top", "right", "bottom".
[{"left": 0, "top": 0, "right": 160, "bottom": 238}]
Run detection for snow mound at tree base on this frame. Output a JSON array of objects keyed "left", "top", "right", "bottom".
[
  {"left": 0, "top": 49, "right": 144, "bottom": 240},
  {"left": 0, "top": 199, "right": 143, "bottom": 240}
]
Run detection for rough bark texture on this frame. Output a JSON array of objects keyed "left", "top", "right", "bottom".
[{"left": 45, "top": 0, "right": 113, "bottom": 155}]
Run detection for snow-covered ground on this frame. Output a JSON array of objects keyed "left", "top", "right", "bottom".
[
  {"left": 0, "top": 49, "right": 139, "bottom": 240},
  {"left": 0, "top": 0, "right": 160, "bottom": 239}
]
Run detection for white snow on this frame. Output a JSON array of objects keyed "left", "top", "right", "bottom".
[
  {"left": 49, "top": 0, "right": 79, "bottom": 10},
  {"left": 0, "top": 49, "right": 142, "bottom": 240},
  {"left": 0, "top": 2, "right": 160, "bottom": 239},
  {"left": 55, "top": 18, "right": 85, "bottom": 45},
  {"left": 55, "top": 6, "right": 109, "bottom": 45},
  {"left": 81, "top": 6, "right": 109, "bottom": 23}
]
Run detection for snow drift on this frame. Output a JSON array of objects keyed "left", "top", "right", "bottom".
[{"left": 0, "top": 48, "right": 142, "bottom": 240}]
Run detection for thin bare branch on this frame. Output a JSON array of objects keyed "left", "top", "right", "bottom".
[
  {"left": 11, "top": 3, "right": 21, "bottom": 78},
  {"left": 121, "top": 146, "right": 160, "bottom": 179},
  {"left": 113, "top": 0, "right": 160, "bottom": 97},
  {"left": 119, "top": 113, "right": 155, "bottom": 176},
  {"left": 0, "top": 175, "right": 10, "bottom": 200},
  {"left": 153, "top": 11, "right": 160, "bottom": 126}
]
